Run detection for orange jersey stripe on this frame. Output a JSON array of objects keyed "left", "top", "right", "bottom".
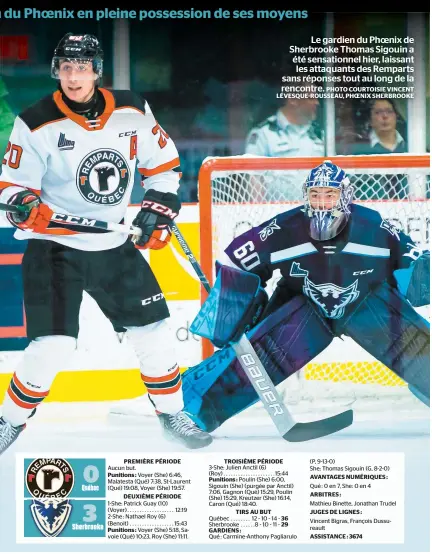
[
  {"left": 139, "top": 171, "right": 183, "bottom": 187},
  {"left": 7, "top": 387, "right": 37, "bottom": 410},
  {"left": 44, "top": 228, "right": 78, "bottom": 236},
  {"left": 0, "top": 181, "right": 21, "bottom": 191},
  {"left": 13, "top": 373, "right": 49, "bottom": 398},
  {"left": 0, "top": 254, "right": 23, "bottom": 264},
  {"left": 141, "top": 366, "right": 180, "bottom": 384},
  {"left": 0, "top": 181, "right": 41, "bottom": 195},
  {"left": 146, "top": 380, "right": 182, "bottom": 395},
  {"left": 138, "top": 157, "right": 180, "bottom": 177},
  {"left": 0, "top": 326, "right": 27, "bottom": 338}
]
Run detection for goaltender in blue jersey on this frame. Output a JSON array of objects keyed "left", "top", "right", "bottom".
[{"left": 182, "top": 160, "right": 430, "bottom": 432}]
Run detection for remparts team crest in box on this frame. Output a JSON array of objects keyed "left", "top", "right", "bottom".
[
  {"left": 22, "top": 457, "right": 106, "bottom": 540},
  {"left": 25, "top": 458, "right": 74, "bottom": 537}
]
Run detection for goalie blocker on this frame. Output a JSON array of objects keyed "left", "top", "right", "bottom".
[{"left": 183, "top": 268, "right": 430, "bottom": 432}]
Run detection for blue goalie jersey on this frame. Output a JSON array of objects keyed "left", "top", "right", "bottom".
[{"left": 223, "top": 204, "right": 427, "bottom": 320}]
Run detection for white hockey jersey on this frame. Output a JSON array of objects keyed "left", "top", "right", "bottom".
[{"left": 0, "top": 88, "right": 181, "bottom": 251}]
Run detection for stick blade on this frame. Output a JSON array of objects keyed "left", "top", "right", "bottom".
[{"left": 283, "top": 409, "right": 353, "bottom": 442}]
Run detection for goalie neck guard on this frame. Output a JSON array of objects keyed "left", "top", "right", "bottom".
[
  {"left": 51, "top": 33, "right": 103, "bottom": 80},
  {"left": 303, "top": 160, "right": 354, "bottom": 241}
]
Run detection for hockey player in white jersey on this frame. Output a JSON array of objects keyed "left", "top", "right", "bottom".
[{"left": 0, "top": 32, "right": 212, "bottom": 452}]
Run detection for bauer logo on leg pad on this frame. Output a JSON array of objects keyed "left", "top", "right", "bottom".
[{"left": 240, "top": 352, "right": 284, "bottom": 417}]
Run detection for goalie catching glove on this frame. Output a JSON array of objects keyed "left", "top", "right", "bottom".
[
  {"left": 132, "top": 189, "right": 180, "bottom": 250},
  {"left": 6, "top": 190, "right": 54, "bottom": 233}
]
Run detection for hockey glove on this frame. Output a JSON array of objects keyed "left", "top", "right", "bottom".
[
  {"left": 132, "top": 189, "right": 180, "bottom": 250},
  {"left": 6, "top": 190, "right": 54, "bottom": 233}
]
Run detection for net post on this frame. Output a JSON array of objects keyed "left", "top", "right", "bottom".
[{"left": 198, "top": 157, "right": 217, "bottom": 360}]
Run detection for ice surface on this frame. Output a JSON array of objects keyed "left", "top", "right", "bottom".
[{"left": 0, "top": 401, "right": 429, "bottom": 553}]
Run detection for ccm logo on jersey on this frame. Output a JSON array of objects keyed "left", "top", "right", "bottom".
[
  {"left": 52, "top": 213, "right": 97, "bottom": 227},
  {"left": 141, "top": 200, "right": 177, "bottom": 220},
  {"left": 353, "top": 269, "right": 374, "bottom": 275},
  {"left": 119, "top": 130, "right": 137, "bottom": 137},
  {"left": 142, "top": 293, "right": 164, "bottom": 306}
]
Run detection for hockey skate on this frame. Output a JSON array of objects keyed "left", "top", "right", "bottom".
[
  {"left": 0, "top": 417, "right": 26, "bottom": 455},
  {"left": 158, "top": 411, "right": 213, "bottom": 449}
]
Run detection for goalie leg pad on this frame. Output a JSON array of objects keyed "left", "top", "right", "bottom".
[
  {"left": 182, "top": 295, "right": 334, "bottom": 432},
  {"left": 340, "top": 282, "right": 430, "bottom": 405},
  {"left": 190, "top": 264, "right": 265, "bottom": 348}
]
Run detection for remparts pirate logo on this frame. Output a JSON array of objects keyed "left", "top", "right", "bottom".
[
  {"left": 26, "top": 458, "right": 74, "bottom": 537},
  {"left": 77, "top": 148, "right": 130, "bottom": 206},
  {"left": 26, "top": 458, "right": 74, "bottom": 498}
]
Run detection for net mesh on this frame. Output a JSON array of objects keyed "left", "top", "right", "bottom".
[{"left": 201, "top": 156, "right": 430, "bottom": 416}]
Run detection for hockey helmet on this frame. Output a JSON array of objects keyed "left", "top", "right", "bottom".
[
  {"left": 51, "top": 33, "right": 103, "bottom": 80},
  {"left": 302, "top": 160, "right": 355, "bottom": 241}
]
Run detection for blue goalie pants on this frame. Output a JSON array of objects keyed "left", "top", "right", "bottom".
[
  {"left": 338, "top": 282, "right": 430, "bottom": 406},
  {"left": 182, "top": 282, "right": 430, "bottom": 432}
]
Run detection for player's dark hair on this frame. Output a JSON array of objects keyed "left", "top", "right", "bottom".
[{"left": 368, "top": 98, "right": 400, "bottom": 119}]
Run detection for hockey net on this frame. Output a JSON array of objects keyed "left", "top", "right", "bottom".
[{"left": 198, "top": 154, "right": 430, "bottom": 419}]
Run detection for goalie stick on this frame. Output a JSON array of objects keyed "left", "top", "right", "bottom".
[{"left": 0, "top": 202, "right": 353, "bottom": 441}]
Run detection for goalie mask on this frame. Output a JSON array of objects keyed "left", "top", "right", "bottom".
[
  {"left": 51, "top": 33, "right": 103, "bottom": 81},
  {"left": 303, "top": 160, "right": 355, "bottom": 241}
]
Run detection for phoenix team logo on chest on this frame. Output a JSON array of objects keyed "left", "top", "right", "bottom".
[
  {"left": 290, "top": 262, "right": 360, "bottom": 319},
  {"left": 76, "top": 148, "right": 130, "bottom": 206}
]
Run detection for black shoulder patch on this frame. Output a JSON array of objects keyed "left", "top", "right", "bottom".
[
  {"left": 19, "top": 94, "right": 66, "bottom": 132},
  {"left": 267, "top": 120, "right": 279, "bottom": 133},
  {"left": 255, "top": 117, "right": 279, "bottom": 133},
  {"left": 110, "top": 90, "right": 146, "bottom": 112},
  {"left": 256, "top": 117, "right": 271, "bottom": 129}
]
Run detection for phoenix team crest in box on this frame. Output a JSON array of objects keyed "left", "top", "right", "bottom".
[{"left": 29, "top": 498, "right": 72, "bottom": 538}]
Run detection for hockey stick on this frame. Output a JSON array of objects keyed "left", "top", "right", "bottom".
[
  {"left": 169, "top": 224, "right": 353, "bottom": 442},
  {"left": 0, "top": 202, "right": 139, "bottom": 235},
  {"left": 0, "top": 202, "right": 353, "bottom": 440}
]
